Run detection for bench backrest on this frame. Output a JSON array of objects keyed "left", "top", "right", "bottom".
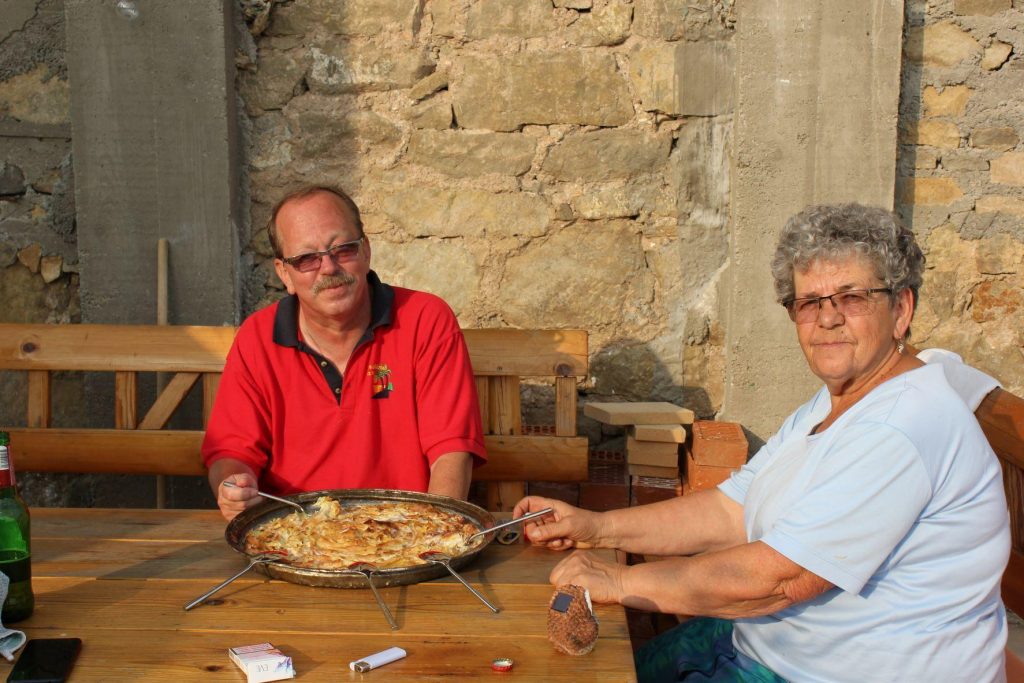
[
  {"left": 977, "top": 387, "right": 1024, "bottom": 617},
  {"left": 0, "top": 323, "right": 589, "bottom": 511}
]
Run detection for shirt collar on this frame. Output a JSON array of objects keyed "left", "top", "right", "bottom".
[{"left": 272, "top": 270, "right": 394, "bottom": 348}]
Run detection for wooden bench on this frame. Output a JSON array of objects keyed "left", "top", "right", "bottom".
[{"left": 0, "top": 323, "right": 589, "bottom": 512}]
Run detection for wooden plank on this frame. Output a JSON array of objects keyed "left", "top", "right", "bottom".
[
  {"left": 138, "top": 372, "right": 201, "bottom": 430},
  {"left": 486, "top": 376, "right": 523, "bottom": 511},
  {"left": 554, "top": 375, "right": 577, "bottom": 437},
  {"left": 631, "top": 424, "right": 687, "bottom": 443},
  {"left": 978, "top": 387, "right": 1024, "bottom": 471},
  {"left": 463, "top": 328, "right": 588, "bottom": 377},
  {"left": 27, "top": 576, "right": 629, "bottom": 639},
  {"left": 6, "top": 428, "right": 205, "bottom": 476},
  {"left": 476, "top": 435, "right": 588, "bottom": 482},
  {"left": 0, "top": 323, "right": 236, "bottom": 372},
  {"left": 202, "top": 372, "right": 220, "bottom": 426},
  {"left": 584, "top": 401, "right": 695, "bottom": 426},
  {"left": 26, "top": 369, "right": 51, "bottom": 428},
  {"left": 474, "top": 376, "right": 489, "bottom": 428},
  {"left": 115, "top": 371, "right": 138, "bottom": 429},
  {"left": 11, "top": 628, "right": 635, "bottom": 682}
]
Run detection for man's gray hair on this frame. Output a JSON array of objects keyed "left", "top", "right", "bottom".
[
  {"left": 770, "top": 203, "right": 925, "bottom": 309},
  {"left": 267, "top": 185, "right": 364, "bottom": 259}
]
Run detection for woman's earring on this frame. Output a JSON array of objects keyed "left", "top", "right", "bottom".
[{"left": 896, "top": 338, "right": 905, "bottom": 354}]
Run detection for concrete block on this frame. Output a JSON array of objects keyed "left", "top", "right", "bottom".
[
  {"left": 629, "top": 463, "right": 679, "bottom": 478},
  {"left": 992, "top": 152, "right": 1024, "bottom": 186},
  {"left": 452, "top": 52, "right": 633, "bottom": 131},
  {"left": 65, "top": 0, "right": 241, "bottom": 325},
  {"left": 585, "top": 402, "right": 696, "bottom": 426},
  {"left": 542, "top": 129, "right": 671, "bottom": 182},
  {"left": 626, "top": 435, "right": 680, "bottom": 467},
  {"left": 691, "top": 421, "right": 747, "bottom": 467},
  {"left": 631, "top": 424, "right": 687, "bottom": 443}
]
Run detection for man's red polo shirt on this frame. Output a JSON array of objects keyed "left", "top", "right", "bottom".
[{"left": 201, "top": 273, "right": 486, "bottom": 495}]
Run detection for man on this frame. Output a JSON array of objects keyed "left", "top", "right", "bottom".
[{"left": 202, "top": 186, "right": 486, "bottom": 520}]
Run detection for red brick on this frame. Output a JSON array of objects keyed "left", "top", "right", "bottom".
[
  {"left": 691, "top": 421, "right": 748, "bottom": 467},
  {"left": 685, "top": 451, "right": 737, "bottom": 491},
  {"left": 581, "top": 450, "right": 629, "bottom": 511},
  {"left": 630, "top": 475, "right": 682, "bottom": 506}
]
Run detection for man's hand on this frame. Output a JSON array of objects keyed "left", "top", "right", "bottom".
[
  {"left": 550, "top": 550, "right": 627, "bottom": 604},
  {"left": 208, "top": 459, "right": 262, "bottom": 521},
  {"left": 216, "top": 471, "right": 262, "bottom": 521},
  {"left": 512, "top": 496, "right": 604, "bottom": 551}
]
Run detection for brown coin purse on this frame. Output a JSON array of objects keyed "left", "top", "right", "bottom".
[{"left": 547, "top": 584, "right": 599, "bottom": 656}]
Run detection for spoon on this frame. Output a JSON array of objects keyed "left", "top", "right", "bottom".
[
  {"left": 184, "top": 553, "right": 284, "bottom": 611},
  {"left": 465, "top": 507, "right": 554, "bottom": 544},
  {"left": 222, "top": 480, "right": 305, "bottom": 514},
  {"left": 347, "top": 562, "right": 399, "bottom": 630},
  {"left": 419, "top": 551, "right": 500, "bottom": 614}
]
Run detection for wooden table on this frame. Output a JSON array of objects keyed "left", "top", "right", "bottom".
[{"left": 6, "top": 508, "right": 637, "bottom": 681}]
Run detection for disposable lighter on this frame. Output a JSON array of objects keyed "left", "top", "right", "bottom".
[{"left": 349, "top": 646, "right": 407, "bottom": 672}]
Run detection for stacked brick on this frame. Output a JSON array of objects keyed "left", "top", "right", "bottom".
[
  {"left": 584, "top": 402, "right": 694, "bottom": 506},
  {"left": 684, "top": 421, "right": 748, "bottom": 494}
]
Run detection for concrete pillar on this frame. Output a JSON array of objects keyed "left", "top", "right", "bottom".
[
  {"left": 64, "top": 0, "right": 241, "bottom": 325},
  {"left": 722, "top": 1, "right": 905, "bottom": 440}
]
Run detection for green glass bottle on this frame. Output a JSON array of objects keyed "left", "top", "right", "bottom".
[{"left": 0, "top": 432, "right": 33, "bottom": 622}]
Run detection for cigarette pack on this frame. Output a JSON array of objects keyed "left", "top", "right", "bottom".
[{"left": 228, "top": 643, "right": 295, "bottom": 683}]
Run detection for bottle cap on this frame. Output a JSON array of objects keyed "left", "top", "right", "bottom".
[{"left": 491, "top": 657, "right": 513, "bottom": 672}]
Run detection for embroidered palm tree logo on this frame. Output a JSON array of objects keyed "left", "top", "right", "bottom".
[{"left": 369, "top": 364, "right": 393, "bottom": 398}]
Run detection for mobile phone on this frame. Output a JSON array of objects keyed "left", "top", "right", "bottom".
[{"left": 6, "top": 638, "right": 81, "bottom": 683}]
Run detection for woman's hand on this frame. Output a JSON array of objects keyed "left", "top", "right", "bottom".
[
  {"left": 550, "top": 550, "right": 627, "bottom": 604},
  {"left": 512, "top": 496, "right": 604, "bottom": 550}
]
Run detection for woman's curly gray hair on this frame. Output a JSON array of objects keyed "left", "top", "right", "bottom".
[{"left": 771, "top": 203, "right": 925, "bottom": 310}]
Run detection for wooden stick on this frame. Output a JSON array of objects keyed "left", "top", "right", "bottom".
[{"left": 156, "top": 238, "right": 169, "bottom": 509}]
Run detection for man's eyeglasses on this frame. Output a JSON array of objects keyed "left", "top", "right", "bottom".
[
  {"left": 783, "top": 287, "right": 892, "bottom": 324},
  {"left": 281, "top": 237, "right": 363, "bottom": 273}
]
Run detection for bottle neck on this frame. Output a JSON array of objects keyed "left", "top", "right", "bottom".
[{"left": 0, "top": 446, "right": 14, "bottom": 488}]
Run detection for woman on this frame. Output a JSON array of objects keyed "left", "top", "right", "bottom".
[{"left": 515, "top": 204, "right": 1010, "bottom": 682}]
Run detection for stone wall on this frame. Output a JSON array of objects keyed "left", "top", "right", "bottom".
[
  {"left": 240, "top": 0, "right": 736, "bottom": 432},
  {"left": 898, "top": 0, "right": 1024, "bottom": 394},
  {"left": 0, "top": 0, "right": 86, "bottom": 505}
]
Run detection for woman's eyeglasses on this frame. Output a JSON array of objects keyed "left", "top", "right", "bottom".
[
  {"left": 783, "top": 287, "right": 892, "bottom": 323},
  {"left": 282, "top": 237, "right": 363, "bottom": 273}
]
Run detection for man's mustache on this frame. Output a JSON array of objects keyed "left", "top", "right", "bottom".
[{"left": 312, "top": 273, "right": 357, "bottom": 295}]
